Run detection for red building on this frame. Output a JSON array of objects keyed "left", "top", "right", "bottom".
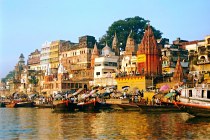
[{"left": 137, "top": 24, "right": 162, "bottom": 76}]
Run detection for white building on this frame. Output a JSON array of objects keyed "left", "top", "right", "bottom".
[
  {"left": 93, "top": 43, "right": 119, "bottom": 86},
  {"left": 40, "top": 41, "right": 51, "bottom": 71}
]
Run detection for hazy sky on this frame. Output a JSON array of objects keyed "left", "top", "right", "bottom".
[{"left": 0, "top": 0, "right": 210, "bottom": 79}]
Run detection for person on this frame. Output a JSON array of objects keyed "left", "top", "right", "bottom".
[{"left": 152, "top": 96, "right": 155, "bottom": 106}]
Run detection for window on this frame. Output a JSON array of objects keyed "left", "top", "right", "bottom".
[
  {"left": 95, "top": 63, "right": 101, "bottom": 66},
  {"left": 189, "top": 90, "right": 192, "bottom": 97},
  {"left": 96, "top": 72, "right": 100, "bottom": 75}
]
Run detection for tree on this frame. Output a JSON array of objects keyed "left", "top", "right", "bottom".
[
  {"left": 1, "top": 70, "right": 15, "bottom": 83},
  {"left": 99, "top": 16, "right": 162, "bottom": 50},
  {"left": 28, "top": 75, "right": 39, "bottom": 86}
]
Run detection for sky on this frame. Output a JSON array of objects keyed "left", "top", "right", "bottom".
[{"left": 0, "top": 0, "right": 210, "bottom": 79}]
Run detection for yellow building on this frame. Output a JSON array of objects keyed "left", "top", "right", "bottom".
[
  {"left": 115, "top": 76, "right": 154, "bottom": 91},
  {"left": 49, "top": 40, "right": 65, "bottom": 69}
]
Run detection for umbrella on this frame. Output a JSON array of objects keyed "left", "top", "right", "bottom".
[
  {"left": 99, "top": 92, "right": 111, "bottom": 98},
  {"left": 54, "top": 94, "right": 63, "bottom": 99},
  {"left": 68, "top": 88, "right": 84, "bottom": 98},
  {"left": 159, "top": 85, "right": 170, "bottom": 92},
  {"left": 122, "top": 86, "right": 130, "bottom": 91}
]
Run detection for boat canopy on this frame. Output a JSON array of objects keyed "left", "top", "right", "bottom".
[
  {"left": 164, "top": 92, "right": 176, "bottom": 98},
  {"left": 68, "top": 88, "right": 84, "bottom": 98}
]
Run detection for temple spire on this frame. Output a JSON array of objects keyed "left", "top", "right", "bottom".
[
  {"left": 125, "top": 30, "right": 136, "bottom": 56},
  {"left": 91, "top": 43, "right": 99, "bottom": 68},
  {"left": 112, "top": 32, "right": 120, "bottom": 56},
  {"left": 173, "top": 56, "right": 183, "bottom": 82},
  {"left": 137, "top": 23, "right": 161, "bottom": 76}
]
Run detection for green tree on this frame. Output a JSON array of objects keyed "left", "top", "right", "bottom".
[
  {"left": 1, "top": 70, "right": 15, "bottom": 83},
  {"left": 99, "top": 16, "right": 162, "bottom": 50},
  {"left": 29, "top": 75, "right": 39, "bottom": 86}
]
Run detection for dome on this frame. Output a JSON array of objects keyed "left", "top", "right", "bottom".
[{"left": 102, "top": 43, "right": 112, "bottom": 56}]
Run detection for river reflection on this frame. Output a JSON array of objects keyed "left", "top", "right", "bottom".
[{"left": 0, "top": 108, "right": 210, "bottom": 139}]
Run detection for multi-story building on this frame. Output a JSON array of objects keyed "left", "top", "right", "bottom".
[
  {"left": 40, "top": 41, "right": 51, "bottom": 71},
  {"left": 50, "top": 40, "right": 65, "bottom": 69},
  {"left": 27, "top": 49, "right": 41, "bottom": 70},
  {"left": 42, "top": 36, "right": 96, "bottom": 96},
  {"left": 60, "top": 35, "right": 96, "bottom": 86},
  {"left": 121, "top": 30, "right": 138, "bottom": 74},
  {"left": 137, "top": 24, "right": 162, "bottom": 76},
  {"left": 197, "top": 35, "right": 210, "bottom": 72},
  {"left": 93, "top": 43, "right": 119, "bottom": 86},
  {"left": 161, "top": 44, "right": 189, "bottom": 75}
]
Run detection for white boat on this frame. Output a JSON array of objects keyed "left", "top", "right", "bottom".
[{"left": 175, "top": 84, "right": 210, "bottom": 117}]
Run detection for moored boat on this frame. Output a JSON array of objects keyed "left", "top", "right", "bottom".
[
  {"left": 15, "top": 101, "right": 35, "bottom": 107},
  {"left": 137, "top": 103, "right": 181, "bottom": 113},
  {"left": 175, "top": 84, "right": 210, "bottom": 117},
  {"left": 117, "top": 103, "right": 140, "bottom": 111},
  {"left": 77, "top": 99, "right": 100, "bottom": 112},
  {"left": 53, "top": 100, "right": 77, "bottom": 112},
  {"left": 34, "top": 103, "right": 53, "bottom": 108},
  {"left": 0, "top": 102, "right": 6, "bottom": 107},
  {"left": 5, "top": 101, "right": 35, "bottom": 108},
  {"left": 5, "top": 101, "right": 17, "bottom": 108},
  {"left": 175, "top": 102, "right": 210, "bottom": 117}
]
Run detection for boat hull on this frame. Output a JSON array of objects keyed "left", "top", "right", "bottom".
[
  {"left": 117, "top": 103, "right": 140, "bottom": 111},
  {"left": 77, "top": 101, "right": 100, "bottom": 112},
  {"left": 34, "top": 104, "right": 53, "bottom": 108},
  {"left": 53, "top": 101, "right": 77, "bottom": 112},
  {"left": 6, "top": 102, "right": 17, "bottom": 108},
  {"left": 137, "top": 103, "right": 181, "bottom": 113},
  {"left": 175, "top": 102, "right": 210, "bottom": 117},
  {"left": 0, "top": 102, "right": 6, "bottom": 107},
  {"left": 15, "top": 102, "right": 35, "bottom": 107}
]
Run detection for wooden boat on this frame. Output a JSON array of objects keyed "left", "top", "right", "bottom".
[
  {"left": 174, "top": 102, "right": 210, "bottom": 117},
  {"left": 34, "top": 103, "right": 53, "bottom": 108},
  {"left": 15, "top": 101, "right": 35, "bottom": 107},
  {"left": 137, "top": 102, "right": 181, "bottom": 113},
  {"left": 0, "top": 102, "right": 6, "bottom": 107},
  {"left": 77, "top": 99, "right": 100, "bottom": 112},
  {"left": 117, "top": 103, "right": 140, "bottom": 111},
  {"left": 6, "top": 101, "right": 17, "bottom": 108},
  {"left": 53, "top": 100, "right": 77, "bottom": 112},
  {"left": 105, "top": 98, "right": 139, "bottom": 111},
  {"left": 176, "top": 84, "right": 210, "bottom": 117}
]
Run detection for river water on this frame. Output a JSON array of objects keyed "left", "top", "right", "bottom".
[{"left": 0, "top": 108, "right": 210, "bottom": 140}]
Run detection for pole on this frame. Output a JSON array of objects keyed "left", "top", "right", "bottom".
[{"left": 152, "top": 73, "right": 154, "bottom": 90}]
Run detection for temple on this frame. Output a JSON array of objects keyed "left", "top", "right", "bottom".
[{"left": 137, "top": 24, "right": 162, "bottom": 76}]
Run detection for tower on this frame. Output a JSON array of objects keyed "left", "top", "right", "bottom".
[
  {"left": 91, "top": 43, "right": 99, "bottom": 68},
  {"left": 112, "top": 32, "right": 120, "bottom": 56},
  {"left": 15, "top": 53, "right": 25, "bottom": 80},
  {"left": 137, "top": 24, "right": 162, "bottom": 76},
  {"left": 125, "top": 30, "right": 137, "bottom": 57},
  {"left": 173, "top": 57, "right": 183, "bottom": 82}
]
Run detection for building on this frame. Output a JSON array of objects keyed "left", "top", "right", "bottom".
[
  {"left": 27, "top": 49, "right": 41, "bottom": 70},
  {"left": 161, "top": 44, "right": 189, "bottom": 75},
  {"left": 8, "top": 54, "right": 26, "bottom": 94},
  {"left": 121, "top": 30, "right": 138, "bottom": 75},
  {"left": 40, "top": 41, "right": 51, "bottom": 71},
  {"left": 93, "top": 43, "right": 119, "bottom": 86},
  {"left": 137, "top": 24, "right": 162, "bottom": 76},
  {"left": 50, "top": 40, "right": 65, "bottom": 69}
]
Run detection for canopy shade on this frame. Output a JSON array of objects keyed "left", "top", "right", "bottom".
[{"left": 164, "top": 92, "right": 176, "bottom": 98}]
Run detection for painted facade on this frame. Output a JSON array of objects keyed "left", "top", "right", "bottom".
[
  {"left": 137, "top": 24, "right": 162, "bottom": 76},
  {"left": 27, "top": 49, "right": 41, "bottom": 70},
  {"left": 40, "top": 41, "right": 51, "bottom": 71}
]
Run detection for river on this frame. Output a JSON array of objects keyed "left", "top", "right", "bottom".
[{"left": 0, "top": 108, "right": 210, "bottom": 140}]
